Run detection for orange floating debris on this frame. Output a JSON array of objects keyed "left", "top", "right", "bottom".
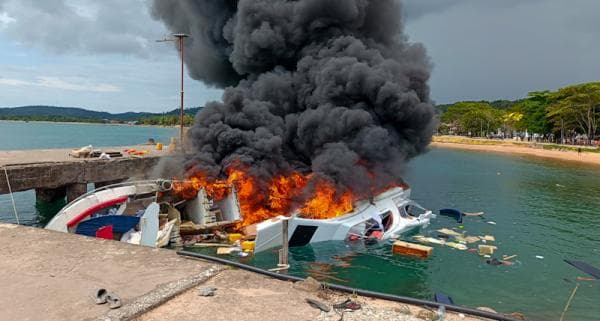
[{"left": 392, "top": 240, "right": 433, "bottom": 258}]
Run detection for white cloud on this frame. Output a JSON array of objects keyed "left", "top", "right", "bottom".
[
  {"left": 0, "top": 76, "right": 120, "bottom": 92},
  {"left": 0, "top": 11, "right": 15, "bottom": 28},
  {"left": 0, "top": 0, "right": 167, "bottom": 57}
]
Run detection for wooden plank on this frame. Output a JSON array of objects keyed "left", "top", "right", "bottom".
[{"left": 392, "top": 240, "right": 433, "bottom": 258}]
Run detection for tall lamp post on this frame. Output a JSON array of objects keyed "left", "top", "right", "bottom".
[{"left": 157, "top": 33, "right": 190, "bottom": 150}]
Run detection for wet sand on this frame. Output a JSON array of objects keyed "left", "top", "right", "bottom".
[{"left": 430, "top": 141, "right": 600, "bottom": 167}]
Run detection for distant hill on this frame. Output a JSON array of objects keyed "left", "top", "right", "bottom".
[{"left": 0, "top": 105, "right": 203, "bottom": 123}]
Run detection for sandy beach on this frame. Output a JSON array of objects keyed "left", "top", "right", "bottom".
[{"left": 431, "top": 139, "right": 600, "bottom": 167}]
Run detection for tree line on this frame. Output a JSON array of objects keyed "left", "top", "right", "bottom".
[
  {"left": 137, "top": 114, "right": 194, "bottom": 126},
  {"left": 438, "top": 82, "right": 600, "bottom": 144}
]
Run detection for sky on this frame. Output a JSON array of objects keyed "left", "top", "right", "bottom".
[{"left": 1, "top": 0, "right": 599, "bottom": 113}]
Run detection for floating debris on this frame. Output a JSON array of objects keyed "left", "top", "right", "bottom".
[
  {"left": 481, "top": 235, "right": 496, "bottom": 242},
  {"left": 437, "top": 228, "right": 462, "bottom": 237},
  {"left": 445, "top": 242, "right": 468, "bottom": 251},
  {"left": 478, "top": 245, "right": 498, "bottom": 255},
  {"left": 393, "top": 240, "right": 433, "bottom": 258}
]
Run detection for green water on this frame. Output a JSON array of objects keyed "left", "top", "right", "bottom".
[
  {"left": 1, "top": 122, "right": 599, "bottom": 320},
  {"left": 192, "top": 149, "right": 600, "bottom": 321}
]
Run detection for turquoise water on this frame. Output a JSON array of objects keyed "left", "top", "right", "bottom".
[
  {"left": 192, "top": 149, "right": 600, "bottom": 321},
  {"left": 1, "top": 122, "right": 599, "bottom": 320},
  {"left": 0, "top": 120, "right": 177, "bottom": 150}
]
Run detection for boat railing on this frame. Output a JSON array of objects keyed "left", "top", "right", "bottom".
[{"left": 61, "top": 179, "right": 172, "bottom": 210}]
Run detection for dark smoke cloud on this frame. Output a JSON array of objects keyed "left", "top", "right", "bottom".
[{"left": 152, "top": 0, "right": 436, "bottom": 195}]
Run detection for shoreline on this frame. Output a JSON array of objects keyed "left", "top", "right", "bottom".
[
  {"left": 0, "top": 119, "right": 180, "bottom": 129},
  {"left": 431, "top": 137, "right": 600, "bottom": 167}
]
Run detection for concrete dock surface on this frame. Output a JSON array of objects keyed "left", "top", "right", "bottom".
[
  {"left": 0, "top": 145, "right": 167, "bottom": 167},
  {"left": 0, "top": 224, "right": 496, "bottom": 321},
  {"left": 0, "top": 145, "right": 170, "bottom": 198}
]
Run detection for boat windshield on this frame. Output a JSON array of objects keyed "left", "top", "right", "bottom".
[{"left": 400, "top": 202, "right": 428, "bottom": 218}]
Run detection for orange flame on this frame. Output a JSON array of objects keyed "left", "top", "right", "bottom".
[
  {"left": 172, "top": 164, "right": 407, "bottom": 230},
  {"left": 299, "top": 179, "right": 353, "bottom": 219}
]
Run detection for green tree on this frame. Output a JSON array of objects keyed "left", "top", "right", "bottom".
[
  {"left": 510, "top": 91, "right": 552, "bottom": 134},
  {"left": 441, "top": 102, "right": 502, "bottom": 136},
  {"left": 547, "top": 83, "right": 600, "bottom": 142}
]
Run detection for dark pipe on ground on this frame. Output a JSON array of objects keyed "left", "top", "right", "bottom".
[{"left": 176, "top": 250, "right": 521, "bottom": 321}]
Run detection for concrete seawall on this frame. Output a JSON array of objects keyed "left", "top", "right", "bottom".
[
  {"left": 0, "top": 224, "right": 492, "bottom": 321},
  {"left": 0, "top": 146, "right": 167, "bottom": 203}
]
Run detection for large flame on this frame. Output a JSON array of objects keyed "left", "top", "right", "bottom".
[{"left": 172, "top": 164, "right": 405, "bottom": 229}]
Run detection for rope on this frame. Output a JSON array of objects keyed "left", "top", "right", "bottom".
[
  {"left": 3, "top": 166, "right": 20, "bottom": 224},
  {"left": 559, "top": 282, "right": 579, "bottom": 321}
]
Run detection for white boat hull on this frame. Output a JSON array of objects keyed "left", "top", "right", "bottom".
[{"left": 254, "top": 187, "right": 434, "bottom": 253}]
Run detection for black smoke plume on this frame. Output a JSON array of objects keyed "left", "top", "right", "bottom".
[{"left": 152, "top": 0, "right": 436, "bottom": 195}]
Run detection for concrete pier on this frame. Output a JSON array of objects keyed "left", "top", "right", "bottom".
[
  {"left": 0, "top": 146, "right": 167, "bottom": 203},
  {"left": 0, "top": 224, "right": 493, "bottom": 321}
]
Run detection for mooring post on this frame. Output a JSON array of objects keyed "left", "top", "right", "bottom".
[
  {"left": 35, "top": 187, "right": 67, "bottom": 204},
  {"left": 278, "top": 218, "right": 290, "bottom": 269},
  {"left": 66, "top": 183, "right": 87, "bottom": 203}
]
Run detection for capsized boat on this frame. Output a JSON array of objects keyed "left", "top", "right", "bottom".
[
  {"left": 254, "top": 187, "right": 435, "bottom": 252},
  {"left": 45, "top": 180, "right": 434, "bottom": 252}
]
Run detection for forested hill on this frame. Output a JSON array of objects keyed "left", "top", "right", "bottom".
[{"left": 0, "top": 105, "right": 202, "bottom": 123}]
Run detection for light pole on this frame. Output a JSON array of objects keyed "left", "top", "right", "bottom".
[{"left": 157, "top": 33, "right": 190, "bottom": 150}]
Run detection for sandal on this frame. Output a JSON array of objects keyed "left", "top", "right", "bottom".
[
  {"left": 106, "top": 293, "right": 122, "bottom": 309},
  {"left": 333, "top": 299, "right": 351, "bottom": 309},
  {"left": 333, "top": 299, "right": 361, "bottom": 311},
  {"left": 94, "top": 288, "right": 108, "bottom": 305},
  {"left": 306, "top": 298, "right": 331, "bottom": 312}
]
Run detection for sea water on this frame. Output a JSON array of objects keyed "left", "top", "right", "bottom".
[{"left": 210, "top": 149, "right": 600, "bottom": 321}]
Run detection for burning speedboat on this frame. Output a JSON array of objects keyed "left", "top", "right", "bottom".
[
  {"left": 45, "top": 178, "right": 433, "bottom": 253},
  {"left": 254, "top": 187, "right": 434, "bottom": 252}
]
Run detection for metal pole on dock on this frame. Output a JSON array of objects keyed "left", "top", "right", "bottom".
[
  {"left": 156, "top": 33, "right": 190, "bottom": 150},
  {"left": 278, "top": 218, "right": 289, "bottom": 269}
]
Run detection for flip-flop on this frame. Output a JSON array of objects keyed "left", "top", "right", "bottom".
[
  {"left": 333, "top": 299, "right": 361, "bottom": 311},
  {"left": 345, "top": 301, "right": 361, "bottom": 310},
  {"left": 106, "top": 293, "right": 122, "bottom": 309},
  {"left": 332, "top": 299, "right": 351, "bottom": 309},
  {"left": 94, "top": 288, "right": 108, "bottom": 304},
  {"left": 306, "top": 298, "right": 331, "bottom": 312}
]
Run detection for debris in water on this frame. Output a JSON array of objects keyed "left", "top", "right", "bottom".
[
  {"left": 564, "top": 260, "right": 600, "bottom": 279},
  {"left": 216, "top": 247, "right": 236, "bottom": 255},
  {"left": 478, "top": 245, "right": 497, "bottom": 255},
  {"left": 393, "top": 240, "right": 433, "bottom": 258},
  {"left": 463, "top": 211, "right": 485, "bottom": 216},
  {"left": 535, "top": 255, "right": 544, "bottom": 259},
  {"left": 487, "top": 221, "right": 497, "bottom": 225},
  {"left": 437, "top": 228, "right": 462, "bottom": 237},
  {"left": 445, "top": 242, "right": 468, "bottom": 251},
  {"left": 481, "top": 235, "right": 496, "bottom": 242}
]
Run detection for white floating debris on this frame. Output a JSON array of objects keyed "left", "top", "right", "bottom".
[
  {"left": 487, "top": 221, "right": 497, "bottom": 225},
  {"left": 535, "top": 255, "right": 544, "bottom": 259}
]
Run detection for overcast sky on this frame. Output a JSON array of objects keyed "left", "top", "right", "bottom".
[{"left": 1, "top": 0, "right": 599, "bottom": 112}]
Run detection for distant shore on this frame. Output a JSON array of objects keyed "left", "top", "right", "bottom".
[
  {"left": 0, "top": 119, "right": 180, "bottom": 129},
  {"left": 431, "top": 136, "right": 600, "bottom": 167}
]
